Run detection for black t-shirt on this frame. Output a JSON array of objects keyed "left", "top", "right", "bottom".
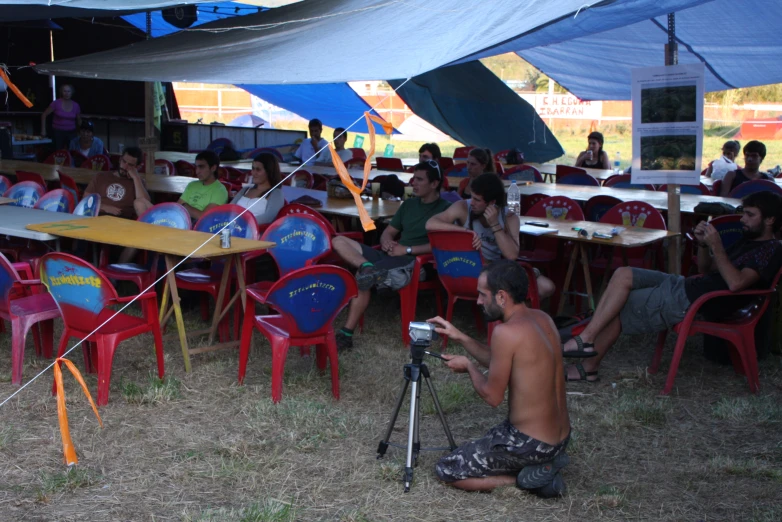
[{"left": 684, "top": 239, "right": 782, "bottom": 319}]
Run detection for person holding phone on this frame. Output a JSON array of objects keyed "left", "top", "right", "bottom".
[{"left": 575, "top": 131, "right": 610, "bottom": 169}]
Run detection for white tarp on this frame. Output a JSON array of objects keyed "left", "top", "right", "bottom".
[{"left": 34, "top": 0, "right": 591, "bottom": 84}]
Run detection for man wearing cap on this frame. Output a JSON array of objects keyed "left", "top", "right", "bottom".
[{"left": 69, "top": 121, "right": 105, "bottom": 158}]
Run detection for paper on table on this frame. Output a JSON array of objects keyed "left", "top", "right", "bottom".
[{"left": 518, "top": 225, "right": 559, "bottom": 236}]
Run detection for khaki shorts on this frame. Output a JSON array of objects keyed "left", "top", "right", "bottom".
[{"left": 619, "top": 269, "right": 690, "bottom": 335}]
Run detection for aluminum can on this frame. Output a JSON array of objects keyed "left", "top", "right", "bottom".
[{"left": 220, "top": 228, "right": 231, "bottom": 249}]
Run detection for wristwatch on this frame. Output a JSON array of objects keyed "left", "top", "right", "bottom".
[{"left": 406, "top": 246, "right": 413, "bottom": 255}]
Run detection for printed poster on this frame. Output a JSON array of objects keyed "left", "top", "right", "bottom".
[{"left": 630, "top": 63, "right": 704, "bottom": 185}]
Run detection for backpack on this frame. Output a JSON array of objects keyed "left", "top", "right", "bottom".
[{"left": 505, "top": 148, "right": 525, "bottom": 165}]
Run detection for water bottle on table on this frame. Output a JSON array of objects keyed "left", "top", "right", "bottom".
[
  {"left": 507, "top": 180, "right": 521, "bottom": 216},
  {"left": 613, "top": 152, "right": 621, "bottom": 174}
]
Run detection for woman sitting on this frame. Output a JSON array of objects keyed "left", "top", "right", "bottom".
[
  {"left": 458, "top": 148, "right": 495, "bottom": 198},
  {"left": 575, "top": 131, "right": 610, "bottom": 169},
  {"left": 230, "top": 152, "right": 285, "bottom": 225}
]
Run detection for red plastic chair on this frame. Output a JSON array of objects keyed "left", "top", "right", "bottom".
[
  {"left": 4, "top": 181, "right": 45, "bottom": 208},
  {"left": 33, "top": 189, "right": 75, "bottom": 213},
  {"left": 502, "top": 165, "right": 543, "bottom": 183},
  {"left": 174, "top": 160, "right": 197, "bottom": 177},
  {"left": 584, "top": 195, "right": 622, "bottom": 223},
  {"left": 312, "top": 173, "right": 330, "bottom": 191},
  {"left": 453, "top": 146, "right": 475, "bottom": 160},
  {"left": 438, "top": 157, "right": 455, "bottom": 170},
  {"left": 349, "top": 148, "right": 367, "bottom": 160},
  {"left": 590, "top": 201, "right": 666, "bottom": 278},
  {"left": 650, "top": 265, "right": 782, "bottom": 395},
  {"left": 0, "top": 253, "right": 60, "bottom": 385},
  {"left": 219, "top": 166, "right": 249, "bottom": 192},
  {"left": 15, "top": 170, "right": 46, "bottom": 189},
  {"left": 728, "top": 179, "right": 782, "bottom": 198},
  {"left": 0, "top": 175, "right": 11, "bottom": 194},
  {"left": 276, "top": 203, "right": 363, "bottom": 244},
  {"left": 400, "top": 254, "right": 443, "bottom": 345},
  {"left": 658, "top": 183, "right": 712, "bottom": 195},
  {"left": 57, "top": 172, "right": 81, "bottom": 203},
  {"left": 429, "top": 231, "right": 540, "bottom": 349},
  {"left": 81, "top": 154, "right": 111, "bottom": 172},
  {"left": 376, "top": 157, "right": 405, "bottom": 172},
  {"left": 520, "top": 193, "right": 550, "bottom": 215},
  {"left": 109, "top": 153, "right": 122, "bottom": 170},
  {"left": 444, "top": 164, "right": 468, "bottom": 178},
  {"left": 711, "top": 179, "right": 722, "bottom": 197},
  {"left": 555, "top": 165, "right": 587, "bottom": 179},
  {"left": 603, "top": 174, "right": 655, "bottom": 190},
  {"left": 69, "top": 150, "right": 88, "bottom": 167},
  {"left": 285, "top": 170, "right": 314, "bottom": 188},
  {"left": 344, "top": 158, "right": 365, "bottom": 169},
  {"left": 175, "top": 205, "right": 260, "bottom": 339},
  {"left": 41, "top": 252, "right": 165, "bottom": 406},
  {"left": 100, "top": 203, "right": 191, "bottom": 292},
  {"left": 44, "top": 149, "right": 72, "bottom": 167},
  {"left": 238, "top": 265, "right": 357, "bottom": 402},
  {"left": 144, "top": 159, "right": 176, "bottom": 176},
  {"left": 558, "top": 172, "right": 600, "bottom": 186}
]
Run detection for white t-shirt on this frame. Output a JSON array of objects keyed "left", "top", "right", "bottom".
[
  {"left": 328, "top": 148, "right": 354, "bottom": 165},
  {"left": 710, "top": 155, "right": 738, "bottom": 182},
  {"left": 294, "top": 138, "right": 329, "bottom": 166},
  {"left": 237, "top": 196, "right": 268, "bottom": 222}
]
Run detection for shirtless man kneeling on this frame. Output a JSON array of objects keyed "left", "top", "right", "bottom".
[{"left": 428, "top": 260, "right": 571, "bottom": 497}]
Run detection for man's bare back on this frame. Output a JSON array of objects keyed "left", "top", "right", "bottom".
[{"left": 501, "top": 307, "right": 570, "bottom": 446}]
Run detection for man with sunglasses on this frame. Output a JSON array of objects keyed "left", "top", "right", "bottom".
[{"left": 332, "top": 160, "right": 450, "bottom": 350}]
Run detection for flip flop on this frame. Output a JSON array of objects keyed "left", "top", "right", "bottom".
[
  {"left": 517, "top": 452, "right": 570, "bottom": 490},
  {"left": 562, "top": 335, "right": 597, "bottom": 358},
  {"left": 565, "top": 361, "right": 600, "bottom": 383}
]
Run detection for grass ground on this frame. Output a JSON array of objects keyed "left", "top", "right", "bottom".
[{"left": 1, "top": 288, "right": 780, "bottom": 521}]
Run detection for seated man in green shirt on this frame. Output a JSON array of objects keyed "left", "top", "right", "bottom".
[
  {"left": 332, "top": 160, "right": 451, "bottom": 350},
  {"left": 179, "top": 150, "right": 229, "bottom": 220}
]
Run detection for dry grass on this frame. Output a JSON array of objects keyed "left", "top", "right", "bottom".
[{"left": 1, "top": 291, "right": 781, "bottom": 521}]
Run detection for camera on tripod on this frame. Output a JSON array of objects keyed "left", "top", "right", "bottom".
[{"left": 409, "top": 321, "right": 439, "bottom": 345}]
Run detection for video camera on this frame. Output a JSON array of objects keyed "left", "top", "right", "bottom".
[{"left": 409, "top": 322, "right": 439, "bottom": 345}]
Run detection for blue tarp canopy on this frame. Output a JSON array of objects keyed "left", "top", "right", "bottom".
[
  {"left": 390, "top": 62, "right": 564, "bottom": 163},
  {"left": 122, "top": 2, "right": 265, "bottom": 38},
  {"left": 456, "top": 0, "right": 782, "bottom": 100}
]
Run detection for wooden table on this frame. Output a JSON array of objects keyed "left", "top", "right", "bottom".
[
  {"left": 281, "top": 186, "right": 401, "bottom": 220},
  {"left": 27, "top": 216, "right": 275, "bottom": 372},
  {"left": 0, "top": 206, "right": 87, "bottom": 241},
  {"left": 516, "top": 182, "right": 739, "bottom": 214},
  {"left": 519, "top": 217, "right": 678, "bottom": 313}
]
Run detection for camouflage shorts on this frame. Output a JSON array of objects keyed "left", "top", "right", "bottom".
[{"left": 435, "top": 420, "right": 569, "bottom": 483}]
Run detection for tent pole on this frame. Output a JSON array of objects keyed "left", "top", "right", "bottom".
[
  {"left": 142, "top": 11, "right": 156, "bottom": 175},
  {"left": 665, "top": 13, "right": 681, "bottom": 275}
]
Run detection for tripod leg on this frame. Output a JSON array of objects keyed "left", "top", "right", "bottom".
[
  {"left": 377, "top": 377, "right": 410, "bottom": 458},
  {"left": 412, "top": 375, "right": 422, "bottom": 466},
  {"left": 404, "top": 379, "right": 419, "bottom": 493},
  {"left": 423, "top": 372, "right": 457, "bottom": 450}
]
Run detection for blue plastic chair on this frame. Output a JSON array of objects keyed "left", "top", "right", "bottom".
[
  {"left": 0, "top": 175, "right": 11, "bottom": 194},
  {"left": 727, "top": 179, "right": 782, "bottom": 198},
  {"left": 73, "top": 194, "right": 101, "bottom": 217},
  {"left": 558, "top": 173, "right": 600, "bottom": 186},
  {"left": 4, "top": 181, "right": 45, "bottom": 208},
  {"left": 33, "top": 189, "right": 75, "bottom": 213}
]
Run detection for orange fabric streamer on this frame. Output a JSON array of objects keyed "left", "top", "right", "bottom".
[
  {"left": 0, "top": 68, "right": 33, "bottom": 108},
  {"left": 53, "top": 358, "right": 103, "bottom": 466},
  {"left": 327, "top": 112, "right": 394, "bottom": 232}
]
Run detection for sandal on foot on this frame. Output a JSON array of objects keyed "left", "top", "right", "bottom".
[
  {"left": 565, "top": 361, "right": 599, "bottom": 383},
  {"left": 562, "top": 335, "right": 597, "bottom": 358},
  {"left": 517, "top": 452, "right": 570, "bottom": 490}
]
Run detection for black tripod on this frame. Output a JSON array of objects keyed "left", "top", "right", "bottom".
[{"left": 377, "top": 341, "right": 457, "bottom": 492}]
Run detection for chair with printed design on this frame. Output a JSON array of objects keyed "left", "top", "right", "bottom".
[
  {"left": 238, "top": 265, "right": 357, "bottom": 402},
  {"left": 558, "top": 172, "right": 600, "bottom": 186},
  {"left": 502, "top": 165, "right": 543, "bottom": 183},
  {"left": 81, "top": 154, "right": 111, "bottom": 172},
  {"left": 4, "top": 181, "right": 45, "bottom": 208},
  {"left": 175, "top": 205, "right": 260, "bottom": 340},
  {"left": 429, "top": 231, "right": 540, "bottom": 349},
  {"left": 555, "top": 165, "right": 587, "bottom": 179},
  {"left": 15, "top": 170, "right": 47, "bottom": 189},
  {"left": 0, "top": 175, "right": 11, "bottom": 194},
  {"left": 44, "top": 149, "right": 72, "bottom": 167},
  {"left": 453, "top": 146, "right": 475, "bottom": 161},
  {"left": 34, "top": 189, "right": 75, "bottom": 214},
  {"left": 603, "top": 174, "right": 655, "bottom": 190},
  {"left": 285, "top": 170, "right": 314, "bottom": 189},
  {"left": 99, "top": 203, "right": 191, "bottom": 293},
  {"left": 73, "top": 194, "right": 101, "bottom": 217},
  {"left": 41, "top": 252, "right": 164, "bottom": 406},
  {"left": 728, "top": 179, "right": 782, "bottom": 198},
  {"left": 0, "top": 253, "right": 60, "bottom": 385},
  {"left": 174, "top": 160, "right": 197, "bottom": 177}
]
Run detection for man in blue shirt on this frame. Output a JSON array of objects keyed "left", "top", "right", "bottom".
[
  {"left": 294, "top": 118, "right": 329, "bottom": 166},
  {"left": 68, "top": 121, "right": 105, "bottom": 158}
]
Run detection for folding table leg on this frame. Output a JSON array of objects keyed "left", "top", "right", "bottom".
[
  {"left": 208, "top": 254, "right": 234, "bottom": 345},
  {"left": 165, "top": 254, "right": 191, "bottom": 373},
  {"left": 579, "top": 244, "right": 595, "bottom": 311},
  {"left": 556, "top": 247, "right": 579, "bottom": 315}
]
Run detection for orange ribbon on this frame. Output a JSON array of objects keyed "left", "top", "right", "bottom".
[
  {"left": 0, "top": 68, "right": 33, "bottom": 108},
  {"left": 53, "top": 358, "right": 103, "bottom": 466},
  {"left": 327, "top": 112, "right": 394, "bottom": 232}
]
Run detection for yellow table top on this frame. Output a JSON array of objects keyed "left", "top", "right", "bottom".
[
  {"left": 0, "top": 197, "right": 13, "bottom": 205},
  {"left": 27, "top": 216, "right": 275, "bottom": 258},
  {"left": 520, "top": 217, "right": 678, "bottom": 247}
]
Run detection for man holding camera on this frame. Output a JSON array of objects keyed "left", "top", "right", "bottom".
[{"left": 428, "top": 260, "right": 571, "bottom": 496}]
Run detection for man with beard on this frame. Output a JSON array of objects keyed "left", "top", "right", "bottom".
[
  {"left": 428, "top": 260, "right": 571, "bottom": 497},
  {"left": 563, "top": 191, "right": 782, "bottom": 381},
  {"left": 425, "top": 173, "right": 555, "bottom": 300},
  {"left": 84, "top": 146, "right": 151, "bottom": 219}
]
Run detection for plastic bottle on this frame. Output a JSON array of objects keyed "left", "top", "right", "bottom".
[
  {"left": 507, "top": 180, "right": 521, "bottom": 216},
  {"left": 613, "top": 152, "right": 622, "bottom": 174}
]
